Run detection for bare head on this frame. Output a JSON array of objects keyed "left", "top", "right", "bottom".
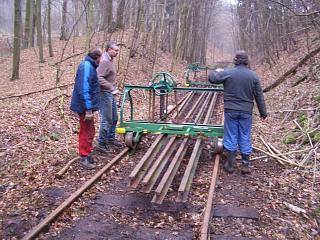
[
  {"left": 105, "top": 41, "right": 120, "bottom": 58},
  {"left": 233, "top": 50, "right": 249, "bottom": 66},
  {"left": 87, "top": 47, "right": 102, "bottom": 64}
]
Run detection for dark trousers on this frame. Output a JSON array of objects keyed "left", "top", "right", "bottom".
[
  {"left": 98, "top": 91, "right": 118, "bottom": 146},
  {"left": 79, "top": 113, "right": 95, "bottom": 157}
]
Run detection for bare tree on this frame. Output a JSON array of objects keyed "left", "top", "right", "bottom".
[
  {"left": 23, "top": 0, "right": 32, "bottom": 48},
  {"left": 60, "top": 0, "right": 68, "bottom": 40},
  {"left": 236, "top": 0, "right": 320, "bottom": 63},
  {"left": 116, "top": 0, "right": 126, "bottom": 29},
  {"left": 48, "top": 0, "right": 53, "bottom": 57},
  {"left": 11, "top": 0, "right": 22, "bottom": 80},
  {"left": 36, "top": 0, "right": 44, "bottom": 62}
]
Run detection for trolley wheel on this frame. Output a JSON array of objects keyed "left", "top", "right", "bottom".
[
  {"left": 125, "top": 132, "right": 138, "bottom": 149},
  {"left": 211, "top": 138, "right": 223, "bottom": 154}
]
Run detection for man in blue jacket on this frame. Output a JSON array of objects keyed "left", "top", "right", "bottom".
[
  {"left": 208, "top": 51, "right": 267, "bottom": 174},
  {"left": 70, "top": 48, "right": 102, "bottom": 169}
]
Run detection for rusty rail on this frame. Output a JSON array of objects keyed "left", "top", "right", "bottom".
[
  {"left": 177, "top": 93, "right": 218, "bottom": 202},
  {"left": 22, "top": 148, "right": 130, "bottom": 240}
]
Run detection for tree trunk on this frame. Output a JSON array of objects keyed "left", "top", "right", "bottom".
[
  {"left": 73, "top": 0, "right": 80, "bottom": 37},
  {"left": 60, "top": 0, "right": 68, "bottom": 40},
  {"left": 47, "top": 0, "right": 53, "bottom": 57},
  {"left": 23, "top": 0, "right": 32, "bottom": 48},
  {"left": 85, "top": 0, "right": 93, "bottom": 49},
  {"left": 107, "top": 0, "right": 113, "bottom": 30},
  {"left": 11, "top": 0, "right": 22, "bottom": 80},
  {"left": 151, "top": 0, "right": 166, "bottom": 74},
  {"left": 36, "top": 0, "right": 44, "bottom": 62},
  {"left": 29, "top": 0, "right": 36, "bottom": 47},
  {"left": 116, "top": 0, "right": 126, "bottom": 29},
  {"left": 103, "top": 0, "right": 113, "bottom": 32}
]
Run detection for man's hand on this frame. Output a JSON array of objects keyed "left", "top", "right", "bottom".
[
  {"left": 215, "top": 68, "right": 224, "bottom": 72},
  {"left": 85, "top": 110, "right": 93, "bottom": 121},
  {"left": 111, "top": 89, "right": 121, "bottom": 95}
]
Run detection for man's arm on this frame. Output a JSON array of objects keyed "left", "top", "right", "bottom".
[
  {"left": 78, "top": 61, "right": 93, "bottom": 111},
  {"left": 208, "top": 70, "right": 229, "bottom": 84},
  {"left": 253, "top": 79, "right": 267, "bottom": 119}
]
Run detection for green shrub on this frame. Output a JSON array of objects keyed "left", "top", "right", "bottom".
[{"left": 283, "top": 134, "right": 296, "bottom": 144}]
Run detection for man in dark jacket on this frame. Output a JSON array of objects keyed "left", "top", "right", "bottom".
[
  {"left": 208, "top": 50, "right": 267, "bottom": 174},
  {"left": 70, "top": 48, "right": 102, "bottom": 169}
]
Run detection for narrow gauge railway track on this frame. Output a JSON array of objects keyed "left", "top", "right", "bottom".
[{"left": 22, "top": 91, "right": 224, "bottom": 240}]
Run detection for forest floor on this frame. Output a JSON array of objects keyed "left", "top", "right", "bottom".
[{"left": 0, "top": 31, "right": 319, "bottom": 240}]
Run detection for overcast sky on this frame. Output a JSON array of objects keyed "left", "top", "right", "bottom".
[{"left": 224, "top": 0, "right": 237, "bottom": 4}]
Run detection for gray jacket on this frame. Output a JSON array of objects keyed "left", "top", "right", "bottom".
[
  {"left": 96, "top": 52, "right": 116, "bottom": 91},
  {"left": 208, "top": 64, "right": 267, "bottom": 118}
]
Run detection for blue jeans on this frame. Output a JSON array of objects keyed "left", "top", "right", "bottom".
[
  {"left": 98, "top": 91, "right": 118, "bottom": 146},
  {"left": 223, "top": 112, "right": 252, "bottom": 155}
]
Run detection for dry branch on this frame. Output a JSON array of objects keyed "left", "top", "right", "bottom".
[
  {"left": 269, "top": 0, "right": 320, "bottom": 17},
  {"left": 55, "top": 156, "right": 80, "bottom": 178},
  {"left": 0, "top": 83, "right": 73, "bottom": 101},
  {"left": 253, "top": 146, "right": 302, "bottom": 167},
  {"left": 263, "top": 45, "right": 320, "bottom": 92},
  {"left": 283, "top": 201, "right": 307, "bottom": 214}
]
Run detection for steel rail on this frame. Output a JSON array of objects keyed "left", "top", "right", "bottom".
[
  {"left": 141, "top": 136, "right": 178, "bottom": 193},
  {"left": 129, "top": 92, "right": 207, "bottom": 192},
  {"left": 140, "top": 92, "right": 208, "bottom": 191},
  {"left": 200, "top": 102, "right": 222, "bottom": 239},
  {"left": 22, "top": 148, "right": 130, "bottom": 240},
  {"left": 129, "top": 92, "right": 194, "bottom": 188},
  {"left": 178, "top": 93, "right": 218, "bottom": 202},
  {"left": 152, "top": 92, "right": 214, "bottom": 203},
  {"left": 200, "top": 154, "right": 220, "bottom": 240}
]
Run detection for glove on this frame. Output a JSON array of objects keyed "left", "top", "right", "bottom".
[
  {"left": 215, "top": 68, "right": 224, "bottom": 72},
  {"left": 84, "top": 110, "right": 93, "bottom": 121}
]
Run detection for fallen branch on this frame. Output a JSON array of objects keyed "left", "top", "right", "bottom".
[
  {"left": 0, "top": 83, "right": 73, "bottom": 101},
  {"left": 251, "top": 145, "right": 318, "bottom": 161},
  {"left": 271, "top": 107, "right": 320, "bottom": 113},
  {"left": 23, "top": 148, "right": 129, "bottom": 240},
  {"left": 283, "top": 201, "right": 307, "bottom": 214},
  {"left": 263, "top": 45, "right": 320, "bottom": 92},
  {"left": 291, "top": 75, "right": 308, "bottom": 87},
  {"left": 260, "top": 136, "right": 275, "bottom": 154},
  {"left": 259, "top": 136, "right": 285, "bottom": 165},
  {"left": 267, "top": 141, "right": 292, "bottom": 162},
  {"left": 253, "top": 146, "right": 303, "bottom": 167},
  {"left": 55, "top": 156, "right": 80, "bottom": 178}
]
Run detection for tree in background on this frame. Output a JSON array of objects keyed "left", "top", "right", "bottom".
[
  {"left": 47, "top": 0, "right": 53, "bottom": 57},
  {"left": 23, "top": 0, "right": 32, "bottom": 48},
  {"left": 236, "top": 0, "right": 320, "bottom": 64},
  {"left": 60, "top": 0, "right": 68, "bottom": 40},
  {"left": 11, "top": 0, "right": 22, "bottom": 80},
  {"left": 116, "top": 0, "right": 126, "bottom": 29},
  {"left": 36, "top": 0, "right": 44, "bottom": 63}
]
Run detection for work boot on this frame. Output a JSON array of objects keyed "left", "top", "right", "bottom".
[
  {"left": 108, "top": 139, "right": 123, "bottom": 148},
  {"left": 87, "top": 155, "right": 94, "bottom": 164},
  {"left": 81, "top": 156, "right": 95, "bottom": 170},
  {"left": 241, "top": 154, "right": 251, "bottom": 174},
  {"left": 223, "top": 150, "right": 236, "bottom": 173},
  {"left": 94, "top": 144, "right": 112, "bottom": 154}
]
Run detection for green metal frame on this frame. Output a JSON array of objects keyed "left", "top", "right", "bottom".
[
  {"left": 184, "top": 62, "right": 217, "bottom": 87},
  {"left": 118, "top": 84, "right": 224, "bottom": 139},
  {"left": 121, "top": 121, "right": 223, "bottom": 137}
]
